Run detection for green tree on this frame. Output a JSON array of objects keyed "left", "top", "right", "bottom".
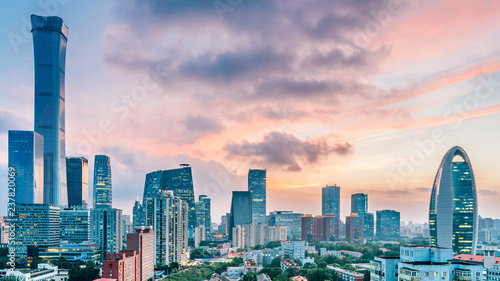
[
  {"left": 228, "top": 257, "right": 243, "bottom": 267},
  {"left": 54, "top": 257, "right": 71, "bottom": 269},
  {"left": 259, "top": 267, "right": 282, "bottom": 279},
  {"left": 363, "top": 270, "right": 370, "bottom": 281},
  {"left": 30, "top": 257, "right": 44, "bottom": 269},
  {"left": 306, "top": 268, "right": 338, "bottom": 281},
  {"left": 269, "top": 257, "right": 281, "bottom": 268},
  {"left": 69, "top": 261, "right": 99, "bottom": 281},
  {"left": 243, "top": 272, "right": 257, "bottom": 281},
  {"left": 273, "top": 272, "right": 291, "bottom": 281}
]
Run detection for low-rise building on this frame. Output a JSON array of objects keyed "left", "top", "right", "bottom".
[
  {"left": 328, "top": 266, "right": 364, "bottom": 281},
  {"left": 226, "top": 266, "right": 244, "bottom": 279},
  {"left": 320, "top": 248, "right": 342, "bottom": 258},
  {"left": 257, "top": 273, "right": 272, "bottom": 281},
  {"left": 244, "top": 259, "right": 262, "bottom": 274},
  {"left": 370, "top": 256, "right": 400, "bottom": 281},
  {"left": 280, "top": 259, "right": 300, "bottom": 272},
  {"left": 487, "top": 264, "right": 500, "bottom": 281},
  {"left": 282, "top": 241, "right": 306, "bottom": 260},
  {"left": 102, "top": 251, "right": 138, "bottom": 281},
  {"left": 6, "top": 263, "right": 59, "bottom": 281},
  {"left": 39, "top": 242, "right": 100, "bottom": 264}
]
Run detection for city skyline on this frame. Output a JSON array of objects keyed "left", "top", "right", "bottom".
[{"left": 2, "top": 2, "right": 500, "bottom": 224}]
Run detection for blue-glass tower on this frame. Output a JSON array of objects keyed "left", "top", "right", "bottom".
[
  {"left": 248, "top": 169, "right": 266, "bottom": 225},
  {"left": 142, "top": 164, "right": 196, "bottom": 233},
  {"left": 429, "top": 146, "right": 478, "bottom": 255},
  {"left": 376, "top": 210, "right": 400, "bottom": 239},
  {"left": 31, "top": 15, "right": 69, "bottom": 206},
  {"left": 66, "top": 157, "right": 88, "bottom": 207},
  {"left": 8, "top": 130, "right": 44, "bottom": 204},
  {"left": 322, "top": 185, "right": 340, "bottom": 218},
  {"left": 228, "top": 191, "right": 252, "bottom": 240},
  {"left": 93, "top": 155, "right": 112, "bottom": 209}
]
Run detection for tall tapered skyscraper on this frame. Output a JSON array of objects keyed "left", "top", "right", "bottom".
[
  {"left": 93, "top": 155, "right": 112, "bottom": 209},
  {"left": 248, "top": 169, "right": 266, "bottom": 225},
  {"left": 31, "top": 15, "right": 69, "bottom": 206},
  {"left": 429, "top": 146, "right": 478, "bottom": 255}
]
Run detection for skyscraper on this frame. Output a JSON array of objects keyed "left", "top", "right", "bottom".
[
  {"left": 376, "top": 210, "right": 400, "bottom": 239},
  {"left": 31, "top": 15, "right": 69, "bottom": 206},
  {"left": 66, "top": 157, "right": 88, "bottom": 207},
  {"left": 429, "top": 146, "right": 478, "bottom": 255},
  {"left": 322, "top": 185, "right": 340, "bottom": 218},
  {"left": 144, "top": 190, "right": 188, "bottom": 266},
  {"left": 8, "top": 130, "right": 44, "bottom": 204},
  {"left": 248, "top": 169, "right": 266, "bottom": 225},
  {"left": 90, "top": 208, "right": 123, "bottom": 259},
  {"left": 351, "top": 193, "right": 374, "bottom": 238},
  {"left": 93, "top": 155, "right": 112, "bottom": 209},
  {"left": 345, "top": 213, "right": 363, "bottom": 244},
  {"left": 142, "top": 165, "right": 195, "bottom": 234},
  {"left": 197, "top": 195, "right": 211, "bottom": 237},
  {"left": 127, "top": 226, "right": 155, "bottom": 281},
  {"left": 228, "top": 191, "right": 252, "bottom": 240},
  {"left": 268, "top": 211, "right": 304, "bottom": 240}
]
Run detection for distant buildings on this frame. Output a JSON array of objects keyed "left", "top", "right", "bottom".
[
  {"left": 60, "top": 207, "right": 90, "bottom": 244},
  {"left": 39, "top": 242, "right": 100, "bottom": 264},
  {"left": 228, "top": 191, "right": 253, "bottom": 240},
  {"left": 194, "top": 225, "right": 206, "bottom": 248},
  {"left": 32, "top": 14, "right": 69, "bottom": 207},
  {"left": 345, "top": 213, "right": 363, "bottom": 244},
  {"left": 0, "top": 216, "right": 8, "bottom": 244},
  {"left": 268, "top": 211, "right": 303, "bottom": 240},
  {"left": 301, "top": 214, "right": 339, "bottom": 242},
  {"left": 8, "top": 130, "right": 44, "bottom": 204},
  {"left": 66, "top": 157, "right": 89, "bottom": 208},
  {"left": 376, "top": 210, "right": 400, "bottom": 239},
  {"left": 429, "top": 146, "right": 478, "bottom": 255},
  {"left": 248, "top": 169, "right": 267, "bottom": 225},
  {"left": 282, "top": 241, "right": 306, "bottom": 260},
  {"left": 322, "top": 185, "right": 340, "bottom": 218},
  {"left": 93, "top": 155, "right": 112, "bottom": 209}
]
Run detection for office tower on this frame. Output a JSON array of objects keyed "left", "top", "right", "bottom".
[
  {"left": 376, "top": 210, "right": 400, "bottom": 239},
  {"left": 429, "top": 146, "right": 478, "bottom": 255},
  {"left": 219, "top": 215, "right": 227, "bottom": 235},
  {"left": 194, "top": 226, "right": 206, "bottom": 248},
  {"left": 66, "top": 157, "right": 88, "bottom": 207},
  {"left": 301, "top": 215, "right": 339, "bottom": 242},
  {"left": 31, "top": 15, "right": 69, "bottom": 206},
  {"left": 322, "top": 185, "right": 340, "bottom": 218},
  {"left": 133, "top": 200, "right": 144, "bottom": 227},
  {"left": 301, "top": 215, "right": 319, "bottom": 242},
  {"left": 196, "top": 195, "right": 211, "bottom": 237},
  {"left": 323, "top": 214, "right": 339, "bottom": 241},
  {"left": 244, "top": 223, "right": 257, "bottom": 248},
  {"left": 351, "top": 193, "right": 367, "bottom": 216},
  {"left": 364, "top": 212, "right": 375, "bottom": 238},
  {"left": 0, "top": 217, "right": 8, "bottom": 244},
  {"left": 93, "top": 155, "right": 112, "bottom": 209},
  {"left": 228, "top": 191, "right": 252, "bottom": 240},
  {"left": 351, "top": 193, "right": 374, "bottom": 238},
  {"left": 345, "top": 213, "right": 363, "bottom": 243},
  {"left": 232, "top": 225, "right": 245, "bottom": 249},
  {"left": 90, "top": 208, "right": 123, "bottom": 258},
  {"left": 144, "top": 190, "right": 188, "bottom": 266},
  {"left": 248, "top": 169, "right": 266, "bottom": 225},
  {"left": 122, "top": 215, "right": 133, "bottom": 240},
  {"left": 102, "top": 251, "right": 139, "bottom": 281},
  {"left": 8, "top": 130, "right": 44, "bottom": 204},
  {"left": 11, "top": 203, "right": 60, "bottom": 247},
  {"left": 142, "top": 165, "right": 195, "bottom": 234},
  {"left": 268, "top": 211, "right": 303, "bottom": 240},
  {"left": 60, "top": 207, "right": 90, "bottom": 244},
  {"left": 127, "top": 226, "right": 155, "bottom": 281}
]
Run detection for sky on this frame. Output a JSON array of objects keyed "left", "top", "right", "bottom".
[{"left": 1, "top": 0, "right": 500, "bottom": 224}]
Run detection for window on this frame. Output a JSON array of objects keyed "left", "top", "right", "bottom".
[
  {"left": 434, "top": 272, "right": 438, "bottom": 277},
  {"left": 443, "top": 272, "right": 447, "bottom": 278},
  {"left": 425, "top": 272, "right": 429, "bottom": 277}
]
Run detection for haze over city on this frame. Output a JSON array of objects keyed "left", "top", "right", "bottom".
[{"left": 2, "top": 0, "right": 500, "bottom": 224}]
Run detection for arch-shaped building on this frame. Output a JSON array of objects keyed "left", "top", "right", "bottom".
[{"left": 429, "top": 146, "right": 478, "bottom": 255}]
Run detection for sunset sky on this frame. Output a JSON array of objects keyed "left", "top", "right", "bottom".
[{"left": 1, "top": 0, "right": 500, "bottom": 224}]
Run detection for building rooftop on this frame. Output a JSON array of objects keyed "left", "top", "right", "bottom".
[
  {"left": 341, "top": 250, "right": 363, "bottom": 255},
  {"left": 454, "top": 254, "right": 500, "bottom": 264},
  {"left": 281, "top": 259, "right": 300, "bottom": 268}
]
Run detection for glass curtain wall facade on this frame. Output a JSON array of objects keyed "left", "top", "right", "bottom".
[
  {"left": 322, "top": 185, "right": 340, "bottom": 218},
  {"left": 93, "top": 155, "right": 112, "bottom": 209},
  {"left": 66, "top": 157, "right": 88, "bottom": 207},
  {"left": 248, "top": 169, "right": 266, "bottom": 225},
  {"left": 31, "top": 15, "right": 69, "bottom": 206}
]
